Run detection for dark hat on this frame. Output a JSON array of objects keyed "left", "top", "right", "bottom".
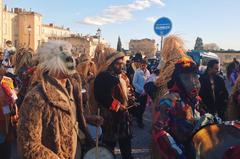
[{"left": 133, "top": 52, "right": 143, "bottom": 62}]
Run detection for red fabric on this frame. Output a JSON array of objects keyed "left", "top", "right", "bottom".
[
  {"left": 153, "top": 130, "right": 178, "bottom": 159},
  {"left": 233, "top": 122, "right": 240, "bottom": 129},
  {"left": 223, "top": 145, "right": 240, "bottom": 159},
  {"left": 110, "top": 99, "right": 120, "bottom": 112},
  {"left": 169, "top": 83, "right": 180, "bottom": 93}
]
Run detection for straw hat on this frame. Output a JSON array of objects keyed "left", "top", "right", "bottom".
[{"left": 78, "top": 53, "right": 91, "bottom": 64}]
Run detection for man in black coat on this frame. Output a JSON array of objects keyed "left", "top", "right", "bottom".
[
  {"left": 94, "top": 51, "right": 133, "bottom": 159},
  {"left": 199, "top": 59, "right": 229, "bottom": 119}
]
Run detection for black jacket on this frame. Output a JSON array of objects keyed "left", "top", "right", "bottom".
[
  {"left": 94, "top": 71, "right": 132, "bottom": 141},
  {"left": 199, "top": 73, "right": 228, "bottom": 117}
]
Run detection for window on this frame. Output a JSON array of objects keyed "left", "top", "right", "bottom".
[{"left": 4, "top": 23, "right": 7, "bottom": 34}]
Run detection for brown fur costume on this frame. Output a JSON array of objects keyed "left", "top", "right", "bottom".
[
  {"left": 17, "top": 41, "right": 92, "bottom": 159},
  {"left": 17, "top": 72, "right": 91, "bottom": 159}
]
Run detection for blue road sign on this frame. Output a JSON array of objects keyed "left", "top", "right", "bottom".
[{"left": 154, "top": 17, "right": 172, "bottom": 36}]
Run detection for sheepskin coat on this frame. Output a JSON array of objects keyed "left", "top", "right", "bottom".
[{"left": 17, "top": 72, "right": 91, "bottom": 159}]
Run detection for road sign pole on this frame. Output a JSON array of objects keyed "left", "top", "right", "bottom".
[{"left": 160, "top": 36, "right": 163, "bottom": 51}]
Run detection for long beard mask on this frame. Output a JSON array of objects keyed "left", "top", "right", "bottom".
[{"left": 43, "top": 51, "right": 76, "bottom": 77}]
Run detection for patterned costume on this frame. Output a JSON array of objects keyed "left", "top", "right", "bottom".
[{"left": 153, "top": 57, "right": 203, "bottom": 159}]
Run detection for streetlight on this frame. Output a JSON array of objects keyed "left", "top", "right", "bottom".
[
  {"left": 27, "top": 25, "right": 32, "bottom": 47},
  {"left": 96, "top": 28, "right": 101, "bottom": 44},
  {"left": 156, "top": 43, "right": 159, "bottom": 51}
]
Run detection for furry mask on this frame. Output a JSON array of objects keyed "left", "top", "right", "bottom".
[{"left": 37, "top": 40, "right": 76, "bottom": 77}]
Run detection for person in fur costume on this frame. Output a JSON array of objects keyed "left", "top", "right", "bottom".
[
  {"left": 17, "top": 41, "right": 101, "bottom": 159},
  {"left": 155, "top": 35, "right": 188, "bottom": 99},
  {"left": 94, "top": 48, "right": 134, "bottom": 159}
]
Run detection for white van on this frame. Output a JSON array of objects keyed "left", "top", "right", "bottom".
[{"left": 187, "top": 51, "right": 220, "bottom": 74}]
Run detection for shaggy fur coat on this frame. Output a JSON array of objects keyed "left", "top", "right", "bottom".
[{"left": 17, "top": 72, "right": 91, "bottom": 159}]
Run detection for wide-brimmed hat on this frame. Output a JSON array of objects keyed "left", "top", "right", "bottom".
[
  {"left": 98, "top": 49, "right": 125, "bottom": 73},
  {"left": 78, "top": 53, "right": 91, "bottom": 64}
]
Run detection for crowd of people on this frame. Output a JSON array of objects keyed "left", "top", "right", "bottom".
[{"left": 0, "top": 35, "right": 240, "bottom": 159}]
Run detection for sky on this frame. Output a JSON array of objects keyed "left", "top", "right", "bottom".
[{"left": 4, "top": 0, "right": 240, "bottom": 50}]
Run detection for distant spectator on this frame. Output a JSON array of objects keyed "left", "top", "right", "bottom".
[
  {"left": 230, "top": 64, "right": 239, "bottom": 87},
  {"left": 132, "top": 59, "right": 149, "bottom": 128},
  {"left": 2, "top": 41, "right": 16, "bottom": 74},
  {"left": 199, "top": 59, "right": 229, "bottom": 119},
  {"left": 227, "top": 58, "right": 240, "bottom": 81},
  {"left": 233, "top": 58, "right": 239, "bottom": 66}
]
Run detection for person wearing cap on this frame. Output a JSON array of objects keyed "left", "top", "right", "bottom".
[
  {"left": 132, "top": 59, "right": 149, "bottom": 128},
  {"left": 94, "top": 49, "right": 133, "bottom": 159},
  {"left": 126, "top": 52, "right": 142, "bottom": 83}
]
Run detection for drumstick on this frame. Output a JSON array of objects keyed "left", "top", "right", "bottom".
[
  {"left": 96, "top": 108, "right": 100, "bottom": 159},
  {"left": 127, "top": 102, "right": 140, "bottom": 110}
]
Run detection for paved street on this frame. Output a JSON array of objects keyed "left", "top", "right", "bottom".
[{"left": 116, "top": 105, "right": 152, "bottom": 159}]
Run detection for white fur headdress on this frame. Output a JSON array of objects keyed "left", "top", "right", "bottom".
[
  {"left": 36, "top": 40, "right": 73, "bottom": 63},
  {"left": 36, "top": 40, "right": 76, "bottom": 77}
]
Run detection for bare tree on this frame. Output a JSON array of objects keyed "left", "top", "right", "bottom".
[{"left": 204, "top": 43, "right": 220, "bottom": 51}]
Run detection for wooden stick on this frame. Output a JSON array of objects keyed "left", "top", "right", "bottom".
[{"left": 96, "top": 108, "right": 100, "bottom": 159}]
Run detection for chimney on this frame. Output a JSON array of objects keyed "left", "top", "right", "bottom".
[{"left": 14, "top": 8, "right": 19, "bottom": 13}]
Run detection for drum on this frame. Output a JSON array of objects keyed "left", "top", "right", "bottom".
[
  {"left": 83, "top": 145, "right": 115, "bottom": 159},
  {"left": 87, "top": 124, "right": 102, "bottom": 140}
]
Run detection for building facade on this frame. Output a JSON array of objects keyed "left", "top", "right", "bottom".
[
  {"left": 16, "top": 9, "right": 42, "bottom": 50},
  {"left": 42, "top": 23, "right": 71, "bottom": 42},
  {"left": 129, "top": 38, "right": 157, "bottom": 57},
  {"left": 214, "top": 51, "right": 240, "bottom": 65},
  {"left": 0, "top": 1, "right": 72, "bottom": 51}
]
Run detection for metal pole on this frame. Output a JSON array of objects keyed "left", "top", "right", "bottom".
[{"left": 160, "top": 36, "right": 163, "bottom": 51}]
